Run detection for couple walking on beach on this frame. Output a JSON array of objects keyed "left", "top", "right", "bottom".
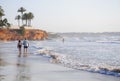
[{"left": 17, "top": 38, "right": 29, "bottom": 57}]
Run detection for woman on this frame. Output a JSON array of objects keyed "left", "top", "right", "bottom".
[{"left": 17, "top": 40, "right": 22, "bottom": 57}]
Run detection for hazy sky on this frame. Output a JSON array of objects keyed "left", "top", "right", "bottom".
[{"left": 1, "top": 0, "right": 120, "bottom": 32}]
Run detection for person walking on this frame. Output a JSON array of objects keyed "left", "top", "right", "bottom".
[
  {"left": 17, "top": 40, "right": 22, "bottom": 57},
  {"left": 23, "top": 38, "right": 29, "bottom": 56}
]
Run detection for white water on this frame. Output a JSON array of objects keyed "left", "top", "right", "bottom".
[{"left": 30, "top": 32, "right": 120, "bottom": 77}]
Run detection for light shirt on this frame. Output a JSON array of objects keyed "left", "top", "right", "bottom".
[{"left": 23, "top": 40, "right": 29, "bottom": 46}]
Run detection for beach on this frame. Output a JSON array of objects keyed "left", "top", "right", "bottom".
[
  {"left": 1, "top": 1, "right": 120, "bottom": 80},
  {"left": 0, "top": 41, "right": 120, "bottom": 81}
]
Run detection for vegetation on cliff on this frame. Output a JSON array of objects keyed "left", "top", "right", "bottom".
[{"left": 0, "top": 6, "right": 11, "bottom": 28}]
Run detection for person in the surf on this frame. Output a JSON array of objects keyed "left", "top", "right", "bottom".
[
  {"left": 62, "top": 38, "right": 64, "bottom": 43},
  {"left": 17, "top": 40, "right": 22, "bottom": 57},
  {"left": 23, "top": 38, "right": 29, "bottom": 56}
]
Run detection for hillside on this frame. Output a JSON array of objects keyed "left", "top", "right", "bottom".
[{"left": 0, "top": 29, "right": 48, "bottom": 41}]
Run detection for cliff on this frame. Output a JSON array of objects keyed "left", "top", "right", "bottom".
[{"left": 0, "top": 29, "right": 48, "bottom": 41}]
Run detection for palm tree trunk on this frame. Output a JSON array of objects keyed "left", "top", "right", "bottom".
[
  {"left": 29, "top": 19, "right": 31, "bottom": 26},
  {"left": 25, "top": 19, "right": 27, "bottom": 26},
  {"left": 21, "top": 12, "right": 23, "bottom": 26},
  {"left": 0, "top": 16, "right": 2, "bottom": 20},
  {"left": 18, "top": 19, "right": 20, "bottom": 26}
]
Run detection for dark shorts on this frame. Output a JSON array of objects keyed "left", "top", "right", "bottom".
[
  {"left": 18, "top": 45, "right": 22, "bottom": 48},
  {"left": 24, "top": 46, "right": 28, "bottom": 48}
]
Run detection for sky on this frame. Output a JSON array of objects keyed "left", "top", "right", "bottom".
[{"left": 0, "top": 0, "right": 120, "bottom": 32}]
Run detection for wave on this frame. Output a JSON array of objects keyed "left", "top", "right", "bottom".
[
  {"left": 54, "top": 32, "right": 120, "bottom": 43},
  {"left": 96, "top": 41, "right": 120, "bottom": 44},
  {"left": 37, "top": 49, "right": 120, "bottom": 77}
]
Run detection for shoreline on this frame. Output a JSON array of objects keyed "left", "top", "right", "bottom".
[{"left": 0, "top": 41, "right": 120, "bottom": 81}]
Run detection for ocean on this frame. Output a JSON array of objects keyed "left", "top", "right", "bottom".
[
  {"left": 1, "top": 32, "right": 120, "bottom": 79},
  {"left": 29, "top": 32, "right": 120, "bottom": 77}
]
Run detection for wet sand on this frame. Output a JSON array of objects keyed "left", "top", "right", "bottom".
[{"left": 0, "top": 41, "right": 120, "bottom": 81}]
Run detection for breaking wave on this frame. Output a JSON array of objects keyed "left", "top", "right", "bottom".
[
  {"left": 31, "top": 32, "right": 120, "bottom": 77},
  {"left": 37, "top": 48, "right": 120, "bottom": 77}
]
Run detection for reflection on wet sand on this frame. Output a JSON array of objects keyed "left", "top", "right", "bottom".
[
  {"left": 14, "top": 57, "right": 31, "bottom": 81},
  {"left": 0, "top": 58, "right": 7, "bottom": 81},
  {"left": 0, "top": 75, "right": 5, "bottom": 81},
  {"left": 0, "top": 58, "right": 10, "bottom": 66},
  {"left": 18, "top": 52, "right": 28, "bottom": 57}
]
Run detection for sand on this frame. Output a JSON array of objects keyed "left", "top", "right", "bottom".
[{"left": 0, "top": 41, "right": 120, "bottom": 81}]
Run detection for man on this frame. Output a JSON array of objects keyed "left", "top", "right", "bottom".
[{"left": 23, "top": 38, "right": 29, "bottom": 56}]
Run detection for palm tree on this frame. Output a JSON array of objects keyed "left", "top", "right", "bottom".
[
  {"left": 0, "top": 18, "right": 10, "bottom": 27},
  {"left": 22, "top": 13, "right": 28, "bottom": 26},
  {"left": 0, "top": 6, "right": 4, "bottom": 20},
  {"left": 0, "top": 6, "right": 10, "bottom": 28},
  {"left": 17, "top": 7, "right": 26, "bottom": 26},
  {"left": 28, "top": 12, "right": 34, "bottom": 26},
  {"left": 15, "top": 15, "right": 21, "bottom": 26},
  {"left": 3, "top": 18, "right": 10, "bottom": 27}
]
